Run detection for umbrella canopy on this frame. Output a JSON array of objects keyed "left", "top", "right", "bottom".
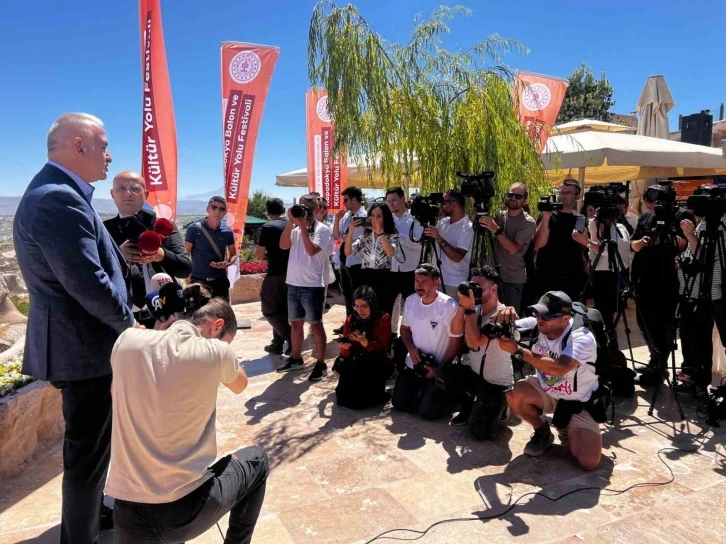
[
  {"left": 554, "top": 118, "right": 630, "bottom": 134},
  {"left": 544, "top": 129, "right": 726, "bottom": 185}
]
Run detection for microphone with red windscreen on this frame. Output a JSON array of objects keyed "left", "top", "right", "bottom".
[
  {"left": 137, "top": 230, "right": 162, "bottom": 256},
  {"left": 154, "top": 218, "right": 174, "bottom": 239}
]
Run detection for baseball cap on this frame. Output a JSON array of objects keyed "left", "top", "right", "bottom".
[{"left": 528, "top": 291, "right": 573, "bottom": 317}]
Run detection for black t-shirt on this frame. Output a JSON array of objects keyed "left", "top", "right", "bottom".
[
  {"left": 257, "top": 218, "right": 290, "bottom": 276},
  {"left": 535, "top": 211, "right": 586, "bottom": 277}
]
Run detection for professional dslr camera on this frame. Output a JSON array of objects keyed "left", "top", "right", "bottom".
[
  {"left": 458, "top": 280, "right": 483, "bottom": 304},
  {"left": 458, "top": 171, "right": 496, "bottom": 214},
  {"left": 585, "top": 182, "right": 627, "bottom": 222},
  {"left": 537, "top": 194, "right": 563, "bottom": 213},
  {"left": 290, "top": 203, "right": 314, "bottom": 219},
  {"left": 410, "top": 192, "right": 444, "bottom": 227},
  {"left": 480, "top": 321, "right": 521, "bottom": 342},
  {"left": 686, "top": 184, "right": 726, "bottom": 221},
  {"left": 412, "top": 351, "right": 440, "bottom": 378}
]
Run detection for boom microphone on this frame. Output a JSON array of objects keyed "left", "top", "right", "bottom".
[{"left": 145, "top": 282, "right": 185, "bottom": 322}]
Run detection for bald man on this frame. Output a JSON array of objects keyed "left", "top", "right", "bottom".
[
  {"left": 14, "top": 113, "right": 137, "bottom": 544},
  {"left": 104, "top": 171, "right": 191, "bottom": 325}
]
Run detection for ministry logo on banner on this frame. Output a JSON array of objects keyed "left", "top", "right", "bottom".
[{"left": 229, "top": 51, "right": 262, "bottom": 84}]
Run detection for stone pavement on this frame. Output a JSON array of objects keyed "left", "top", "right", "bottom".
[{"left": 1, "top": 296, "right": 725, "bottom": 543}]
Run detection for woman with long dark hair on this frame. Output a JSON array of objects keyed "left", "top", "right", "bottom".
[
  {"left": 334, "top": 285, "right": 393, "bottom": 409},
  {"left": 344, "top": 202, "right": 399, "bottom": 314}
]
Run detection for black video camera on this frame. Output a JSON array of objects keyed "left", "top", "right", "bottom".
[
  {"left": 480, "top": 321, "right": 521, "bottom": 343},
  {"left": 686, "top": 184, "right": 726, "bottom": 221},
  {"left": 644, "top": 180, "right": 679, "bottom": 236},
  {"left": 585, "top": 182, "right": 627, "bottom": 222},
  {"left": 537, "top": 194, "right": 563, "bottom": 213},
  {"left": 410, "top": 192, "right": 444, "bottom": 227},
  {"left": 458, "top": 171, "right": 496, "bottom": 208},
  {"left": 458, "top": 280, "right": 483, "bottom": 305},
  {"left": 290, "top": 204, "right": 314, "bottom": 219}
]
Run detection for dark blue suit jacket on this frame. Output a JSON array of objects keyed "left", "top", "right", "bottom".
[{"left": 13, "top": 164, "right": 136, "bottom": 381}]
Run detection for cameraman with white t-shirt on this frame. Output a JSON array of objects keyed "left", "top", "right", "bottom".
[
  {"left": 444, "top": 266, "right": 513, "bottom": 439},
  {"left": 423, "top": 189, "right": 474, "bottom": 296},
  {"left": 392, "top": 264, "right": 464, "bottom": 420},
  {"left": 497, "top": 291, "right": 603, "bottom": 471}
]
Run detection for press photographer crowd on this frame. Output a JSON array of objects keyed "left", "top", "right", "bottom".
[{"left": 10, "top": 113, "right": 726, "bottom": 544}]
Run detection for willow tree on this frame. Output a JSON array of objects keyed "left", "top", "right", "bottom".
[{"left": 308, "top": 2, "right": 550, "bottom": 207}]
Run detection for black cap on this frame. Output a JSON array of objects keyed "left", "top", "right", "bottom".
[{"left": 528, "top": 291, "right": 573, "bottom": 317}]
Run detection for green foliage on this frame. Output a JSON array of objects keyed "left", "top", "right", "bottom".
[
  {"left": 308, "top": 2, "right": 550, "bottom": 208},
  {"left": 556, "top": 63, "right": 615, "bottom": 124},
  {"left": 0, "top": 355, "right": 35, "bottom": 398},
  {"left": 239, "top": 235, "right": 261, "bottom": 263},
  {"left": 247, "top": 190, "right": 272, "bottom": 220},
  {"left": 10, "top": 295, "right": 29, "bottom": 317}
]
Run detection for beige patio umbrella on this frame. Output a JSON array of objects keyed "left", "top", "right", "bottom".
[{"left": 632, "top": 75, "right": 676, "bottom": 211}]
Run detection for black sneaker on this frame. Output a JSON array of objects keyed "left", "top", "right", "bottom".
[
  {"left": 524, "top": 425, "right": 554, "bottom": 457},
  {"left": 264, "top": 343, "right": 284, "bottom": 355},
  {"left": 309, "top": 361, "right": 328, "bottom": 382},
  {"left": 450, "top": 406, "right": 471, "bottom": 426},
  {"left": 276, "top": 357, "right": 304, "bottom": 373}
]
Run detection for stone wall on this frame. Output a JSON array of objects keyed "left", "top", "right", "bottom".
[
  {"left": 230, "top": 273, "right": 265, "bottom": 304},
  {"left": 0, "top": 381, "right": 64, "bottom": 479}
]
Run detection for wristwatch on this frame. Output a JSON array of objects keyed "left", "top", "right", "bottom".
[
  {"left": 512, "top": 348, "right": 525, "bottom": 362},
  {"left": 494, "top": 226, "right": 504, "bottom": 236},
  {"left": 439, "top": 239, "right": 448, "bottom": 248}
]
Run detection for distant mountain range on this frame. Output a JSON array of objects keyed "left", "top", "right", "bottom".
[{"left": 0, "top": 196, "right": 212, "bottom": 216}]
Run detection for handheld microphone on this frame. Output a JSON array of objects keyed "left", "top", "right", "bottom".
[
  {"left": 145, "top": 282, "right": 185, "bottom": 322},
  {"left": 137, "top": 230, "right": 162, "bottom": 256},
  {"left": 149, "top": 273, "right": 173, "bottom": 292},
  {"left": 154, "top": 218, "right": 174, "bottom": 238}
]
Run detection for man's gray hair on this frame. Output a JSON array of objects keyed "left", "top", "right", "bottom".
[
  {"left": 208, "top": 196, "right": 227, "bottom": 207},
  {"left": 47, "top": 113, "right": 104, "bottom": 153}
]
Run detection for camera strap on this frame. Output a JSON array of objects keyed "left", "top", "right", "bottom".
[{"left": 197, "top": 221, "right": 224, "bottom": 261}]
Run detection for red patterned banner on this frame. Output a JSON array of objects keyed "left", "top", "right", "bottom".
[{"left": 515, "top": 71, "right": 569, "bottom": 154}]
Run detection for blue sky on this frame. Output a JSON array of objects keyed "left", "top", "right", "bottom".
[{"left": 0, "top": 0, "right": 724, "bottom": 199}]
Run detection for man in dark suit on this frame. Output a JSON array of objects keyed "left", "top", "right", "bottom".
[
  {"left": 13, "top": 113, "right": 138, "bottom": 544},
  {"left": 104, "top": 171, "right": 191, "bottom": 326}
]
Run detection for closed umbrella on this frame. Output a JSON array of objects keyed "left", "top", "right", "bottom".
[{"left": 632, "top": 75, "right": 675, "bottom": 211}]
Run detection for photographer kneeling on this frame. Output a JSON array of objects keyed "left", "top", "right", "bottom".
[
  {"left": 106, "top": 284, "right": 268, "bottom": 543},
  {"left": 499, "top": 292, "right": 604, "bottom": 471},
  {"left": 448, "top": 267, "right": 513, "bottom": 438},
  {"left": 392, "top": 264, "right": 464, "bottom": 419},
  {"left": 334, "top": 286, "right": 394, "bottom": 409}
]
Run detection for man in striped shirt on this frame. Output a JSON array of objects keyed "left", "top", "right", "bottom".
[{"left": 678, "top": 215, "right": 726, "bottom": 392}]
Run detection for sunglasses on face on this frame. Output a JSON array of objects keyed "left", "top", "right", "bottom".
[
  {"left": 210, "top": 205, "right": 226, "bottom": 212},
  {"left": 113, "top": 185, "right": 144, "bottom": 195},
  {"left": 558, "top": 191, "right": 576, "bottom": 196},
  {"left": 533, "top": 312, "right": 563, "bottom": 322},
  {"left": 506, "top": 193, "right": 525, "bottom": 200}
]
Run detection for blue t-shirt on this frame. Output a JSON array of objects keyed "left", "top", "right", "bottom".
[{"left": 185, "top": 221, "right": 235, "bottom": 278}]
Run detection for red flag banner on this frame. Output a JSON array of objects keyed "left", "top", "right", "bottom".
[
  {"left": 514, "top": 71, "right": 568, "bottom": 154},
  {"left": 139, "top": 0, "right": 177, "bottom": 220},
  {"left": 305, "top": 89, "right": 347, "bottom": 214},
  {"left": 221, "top": 42, "right": 279, "bottom": 249}
]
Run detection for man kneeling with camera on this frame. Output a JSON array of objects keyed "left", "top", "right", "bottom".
[
  {"left": 448, "top": 267, "right": 514, "bottom": 438},
  {"left": 392, "top": 264, "right": 464, "bottom": 419},
  {"left": 499, "top": 292, "right": 604, "bottom": 470},
  {"left": 106, "top": 284, "right": 269, "bottom": 543}
]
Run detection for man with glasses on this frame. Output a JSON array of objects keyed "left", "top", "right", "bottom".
[
  {"left": 104, "top": 171, "right": 191, "bottom": 327},
  {"left": 477, "top": 183, "right": 536, "bottom": 313},
  {"left": 184, "top": 196, "right": 238, "bottom": 301},
  {"left": 333, "top": 186, "right": 367, "bottom": 327},
  {"left": 423, "top": 189, "right": 474, "bottom": 296},
  {"left": 497, "top": 291, "right": 602, "bottom": 470},
  {"left": 533, "top": 179, "right": 587, "bottom": 301}
]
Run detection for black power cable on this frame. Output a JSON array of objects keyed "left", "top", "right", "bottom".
[{"left": 362, "top": 427, "right": 716, "bottom": 543}]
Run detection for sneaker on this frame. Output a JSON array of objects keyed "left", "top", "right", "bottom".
[
  {"left": 450, "top": 406, "right": 471, "bottom": 426},
  {"left": 284, "top": 344, "right": 292, "bottom": 357},
  {"left": 264, "top": 343, "right": 284, "bottom": 355},
  {"left": 557, "top": 428, "right": 570, "bottom": 448},
  {"left": 276, "top": 357, "right": 304, "bottom": 373},
  {"left": 524, "top": 425, "right": 554, "bottom": 457},
  {"left": 309, "top": 361, "right": 328, "bottom": 382}
]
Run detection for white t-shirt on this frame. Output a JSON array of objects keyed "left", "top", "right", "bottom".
[
  {"left": 286, "top": 221, "right": 332, "bottom": 288},
  {"left": 105, "top": 320, "right": 239, "bottom": 504},
  {"left": 468, "top": 302, "right": 513, "bottom": 386},
  {"left": 392, "top": 210, "right": 424, "bottom": 273},
  {"left": 516, "top": 318, "right": 599, "bottom": 401},
  {"left": 435, "top": 216, "right": 474, "bottom": 287},
  {"left": 588, "top": 221, "right": 631, "bottom": 271},
  {"left": 339, "top": 208, "right": 367, "bottom": 267},
  {"left": 401, "top": 291, "right": 461, "bottom": 368},
  {"left": 625, "top": 211, "right": 639, "bottom": 232}
]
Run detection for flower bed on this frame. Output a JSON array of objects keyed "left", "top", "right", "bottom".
[
  {"left": 239, "top": 261, "right": 267, "bottom": 275},
  {"left": 0, "top": 354, "right": 34, "bottom": 398}
]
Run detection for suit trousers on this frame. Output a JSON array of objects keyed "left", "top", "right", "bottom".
[
  {"left": 341, "top": 265, "right": 362, "bottom": 316},
  {"left": 260, "top": 273, "right": 291, "bottom": 347},
  {"left": 50, "top": 374, "right": 113, "bottom": 544},
  {"left": 114, "top": 446, "right": 269, "bottom": 544}
]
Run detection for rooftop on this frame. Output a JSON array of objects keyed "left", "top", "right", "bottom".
[{"left": 1, "top": 297, "right": 725, "bottom": 544}]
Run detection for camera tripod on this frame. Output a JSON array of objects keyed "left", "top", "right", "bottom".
[{"left": 415, "top": 224, "right": 447, "bottom": 290}]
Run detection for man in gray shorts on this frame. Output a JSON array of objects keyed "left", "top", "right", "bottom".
[{"left": 495, "top": 291, "right": 603, "bottom": 471}]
